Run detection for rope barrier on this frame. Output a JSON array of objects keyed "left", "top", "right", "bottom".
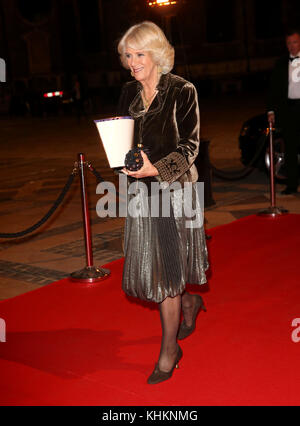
[
  {"left": 0, "top": 153, "right": 111, "bottom": 282},
  {"left": 87, "top": 162, "right": 123, "bottom": 198},
  {"left": 211, "top": 133, "right": 268, "bottom": 181},
  {"left": 0, "top": 160, "right": 117, "bottom": 240},
  {"left": 0, "top": 170, "right": 77, "bottom": 239},
  {"left": 86, "top": 162, "right": 106, "bottom": 183}
]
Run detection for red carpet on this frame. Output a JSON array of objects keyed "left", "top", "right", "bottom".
[{"left": 0, "top": 214, "right": 300, "bottom": 406}]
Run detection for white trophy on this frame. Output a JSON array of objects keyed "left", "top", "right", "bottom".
[{"left": 94, "top": 116, "right": 134, "bottom": 168}]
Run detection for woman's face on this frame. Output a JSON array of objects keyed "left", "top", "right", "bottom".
[{"left": 125, "top": 47, "right": 157, "bottom": 85}]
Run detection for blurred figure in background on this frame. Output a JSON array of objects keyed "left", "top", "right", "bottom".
[{"left": 267, "top": 28, "right": 300, "bottom": 195}]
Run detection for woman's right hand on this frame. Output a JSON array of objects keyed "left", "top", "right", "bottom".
[{"left": 122, "top": 151, "right": 159, "bottom": 178}]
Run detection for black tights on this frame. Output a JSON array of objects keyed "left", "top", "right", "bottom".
[{"left": 158, "top": 290, "right": 195, "bottom": 372}]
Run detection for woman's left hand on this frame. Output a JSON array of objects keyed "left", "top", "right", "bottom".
[{"left": 122, "top": 151, "right": 159, "bottom": 178}]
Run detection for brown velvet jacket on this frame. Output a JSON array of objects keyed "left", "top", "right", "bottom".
[{"left": 117, "top": 73, "right": 200, "bottom": 187}]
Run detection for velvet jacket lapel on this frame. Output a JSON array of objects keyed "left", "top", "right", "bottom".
[{"left": 117, "top": 73, "right": 200, "bottom": 187}]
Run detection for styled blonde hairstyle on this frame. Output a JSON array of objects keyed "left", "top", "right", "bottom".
[{"left": 118, "top": 21, "right": 174, "bottom": 74}]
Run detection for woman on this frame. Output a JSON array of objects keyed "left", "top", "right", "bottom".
[{"left": 117, "top": 21, "right": 209, "bottom": 384}]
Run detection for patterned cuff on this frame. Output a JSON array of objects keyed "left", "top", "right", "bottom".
[{"left": 154, "top": 152, "right": 189, "bottom": 185}]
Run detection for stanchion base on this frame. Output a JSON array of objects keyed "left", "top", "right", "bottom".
[
  {"left": 70, "top": 266, "right": 110, "bottom": 283},
  {"left": 257, "top": 206, "right": 289, "bottom": 217}
]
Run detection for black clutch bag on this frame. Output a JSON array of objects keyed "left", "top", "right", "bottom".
[{"left": 124, "top": 144, "right": 150, "bottom": 171}]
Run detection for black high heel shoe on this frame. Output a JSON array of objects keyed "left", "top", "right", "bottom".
[
  {"left": 177, "top": 295, "right": 206, "bottom": 340},
  {"left": 147, "top": 345, "right": 183, "bottom": 385}
]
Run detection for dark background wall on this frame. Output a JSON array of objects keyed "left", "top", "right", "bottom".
[{"left": 1, "top": 0, "right": 300, "bottom": 114}]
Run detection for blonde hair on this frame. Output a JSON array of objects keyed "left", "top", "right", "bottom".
[{"left": 118, "top": 21, "right": 174, "bottom": 74}]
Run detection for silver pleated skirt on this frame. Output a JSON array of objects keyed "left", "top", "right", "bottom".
[{"left": 122, "top": 182, "right": 209, "bottom": 303}]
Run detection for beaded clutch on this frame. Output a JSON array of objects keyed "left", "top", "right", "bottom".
[{"left": 124, "top": 144, "right": 150, "bottom": 171}]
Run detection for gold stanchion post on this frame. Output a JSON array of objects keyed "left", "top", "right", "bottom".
[{"left": 258, "top": 117, "right": 288, "bottom": 217}]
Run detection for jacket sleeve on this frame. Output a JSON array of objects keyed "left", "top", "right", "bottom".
[{"left": 153, "top": 83, "right": 200, "bottom": 184}]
